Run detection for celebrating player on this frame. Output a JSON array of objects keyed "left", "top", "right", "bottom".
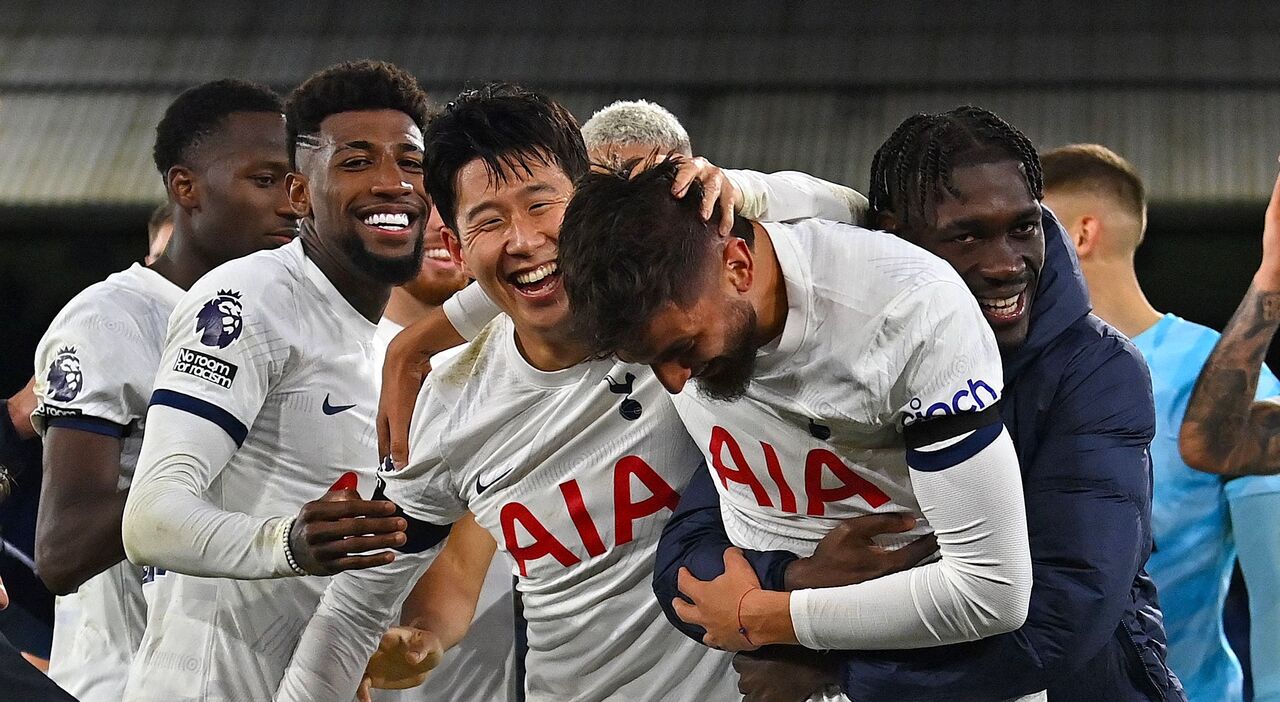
[
  {"left": 648, "top": 108, "right": 1183, "bottom": 701},
  {"left": 118, "top": 61, "right": 429, "bottom": 701},
  {"left": 277, "top": 82, "right": 876, "bottom": 701},
  {"left": 30, "top": 79, "right": 297, "bottom": 701}
]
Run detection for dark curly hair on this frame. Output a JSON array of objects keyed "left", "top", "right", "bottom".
[
  {"left": 559, "top": 158, "right": 746, "bottom": 355},
  {"left": 152, "top": 79, "right": 282, "bottom": 177},
  {"left": 285, "top": 60, "right": 431, "bottom": 168},
  {"left": 869, "top": 105, "right": 1043, "bottom": 230},
  {"left": 425, "top": 82, "right": 588, "bottom": 233}
]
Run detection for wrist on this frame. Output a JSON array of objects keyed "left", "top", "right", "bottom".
[
  {"left": 783, "top": 557, "right": 813, "bottom": 591},
  {"left": 740, "top": 588, "right": 796, "bottom": 646},
  {"left": 1254, "top": 267, "right": 1280, "bottom": 293},
  {"left": 279, "top": 517, "right": 308, "bottom": 576}
]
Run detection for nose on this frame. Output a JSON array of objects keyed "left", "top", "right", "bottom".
[
  {"left": 652, "top": 362, "right": 692, "bottom": 394},
  {"left": 506, "top": 214, "right": 549, "bottom": 256},
  {"left": 370, "top": 157, "right": 413, "bottom": 197},
  {"left": 978, "top": 238, "right": 1026, "bottom": 284}
]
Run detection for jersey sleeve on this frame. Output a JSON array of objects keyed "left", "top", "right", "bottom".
[
  {"left": 275, "top": 543, "right": 444, "bottom": 701},
  {"left": 378, "top": 381, "right": 470, "bottom": 527},
  {"left": 32, "top": 293, "right": 157, "bottom": 437},
  {"left": 147, "top": 266, "right": 295, "bottom": 444},
  {"left": 442, "top": 283, "right": 502, "bottom": 342},
  {"left": 121, "top": 262, "right": 299, "bottom": 578},
  {"left": 725, "top": 169, "right": 869, "bottom": 225},
  {"left": 789, "top": 279, "right": 1031, "bottom": 650}
]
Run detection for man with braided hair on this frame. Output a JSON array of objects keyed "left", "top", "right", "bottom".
[{"left": 652, "top": 106, "right": 1184, "bottom": 701}]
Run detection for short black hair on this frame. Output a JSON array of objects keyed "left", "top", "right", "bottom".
[
  {"left": 869, "top": 105, "right": 1043, "bottom": 229},
  {"left": 560, "top": 158, "right": 736, "bottom": 355},
  {"left": 285, "top": 60, "right": 431, "bottom": 168},
  {"left": 152, "top": 79, "right": 282, "bottom": 177},
  {"left": 425, "top": 82, "right": 589, "bottom": 233}
]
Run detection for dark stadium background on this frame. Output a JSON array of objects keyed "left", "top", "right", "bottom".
[{"left": 1, "top": 0, "right": 1278, "bottom": 692}]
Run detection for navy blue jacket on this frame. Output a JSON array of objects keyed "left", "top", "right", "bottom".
[{"left": 652, "top": 212, "right": 1185, "bottom": 701}]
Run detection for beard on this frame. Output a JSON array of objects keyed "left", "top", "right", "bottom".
[
  {"left": 342, "top": 228, "right": 426, "bottom": 285},
  {"left": 695, "top": 299, "right": 759, "bottom": 402}
]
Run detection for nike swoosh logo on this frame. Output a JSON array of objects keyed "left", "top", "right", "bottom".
[
  {"left": 322, "top": 394, "right": 356, "bottom": 415},
  {"left": 475, "top": 468, "right": 516, "bottom": 495}
]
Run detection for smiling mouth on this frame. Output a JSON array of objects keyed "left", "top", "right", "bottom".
[
  {"left": 508, "top": 261, "right": 561, "bottom": 298},
  {"left": 978, "top": 289, "right": 1028, "bottom": 324},
  {"left": 362, "top": 212, "right": 413, "bottom": 233}
]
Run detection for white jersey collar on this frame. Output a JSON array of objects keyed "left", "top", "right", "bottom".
[{"left": 295, "top": 240, "right": 379, "bottom": 334}]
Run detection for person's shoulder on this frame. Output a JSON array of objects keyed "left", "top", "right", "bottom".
[
  {"left": 1045, "top": 314, "right": 1154, "bottom": 426},
  {"left": 42, "top": 266, "right": 162, "bottom": 346},
  {"left": 187, "top": 243, "right": 301, "bottom": 301}
]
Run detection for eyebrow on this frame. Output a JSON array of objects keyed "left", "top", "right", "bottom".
[
  {"left": 334, "top": 140, "right": 423, "bottom": 154},
  {"left": 462, "top": 182, "right": 559, "bottom": 223},
  {"left": 943, "top": 206, "right": 1042, "bottom": 231}
]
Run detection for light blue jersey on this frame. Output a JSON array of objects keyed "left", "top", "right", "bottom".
[{"left": 1134, "top": 313, "right": 1280, "bottom": 702}]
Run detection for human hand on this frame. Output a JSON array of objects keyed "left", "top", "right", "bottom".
[
  {"left": 356, "top": 626, "right": 444, "bottom": 701},
  {"left": 733, "top": 649, "right": 839, "bottom": 702},
  {"left": 287, "top": 472, "right": 406, "bottom": 575},
  {"left": 784, "top": 513, "right": 937, "bottom": 590},
  {"left": 1257, "top": 160, "right": 1280, "bottom": 291},
  {"left": 671, "top": 156, "right": 738, "bottom": 236},
  {"left": 673, "top": 548, "right": 792, "bottom": 651}
]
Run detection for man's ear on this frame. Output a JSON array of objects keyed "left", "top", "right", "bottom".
[
  {"left": 1074, "top": 215, "right": 1100, "bottom": 259},
  {"left": 286, "top": 172, "right": 311, "bottom": 219},
  {"left": 168, "top": 166, "right": 198, "bottom": 212},
  {"left": 874, "top": 210, "right": 900, "bottom": 233},
  {"left": 722, "top": 237, "right": 754, "bottom": 294},
  {"left": 442, "top": 228, "right": 473, "bottom": 279}
]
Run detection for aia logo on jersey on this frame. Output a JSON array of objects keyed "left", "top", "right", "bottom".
[
  {"left": 45, "top": 346, "right": 82, "bottom": 401},
  {"left": 195, "top": 290, "right": 243, "bottom": 349},
  {"left": 605, "top": 373, "right": 642, "bottom": 421},
  {"left": 901, "top": 378, "right": 999, "bottom": 427}
]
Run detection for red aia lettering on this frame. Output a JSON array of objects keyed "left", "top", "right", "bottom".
[
  {"left": 498, "top": 456, "right": 680, "bottom": 575},
  {"left": 804, "top": 448, "right": 891, "bottom": 515},
  {"left": 613, "top": 455, "right": 680, "bottom": 546},
  {"left": 710, "top": 426, "right": 773, "bottom": 507},
  {"left": 500, "top": 501, "right": 580, "bottom": 577}
]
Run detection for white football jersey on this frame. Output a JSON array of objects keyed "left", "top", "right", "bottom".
[
  {"left": 372, "top": 316, "right": 518, "bottom": 702},
  {"left": 278, "top": 315, "right": 737, "bottom": 702},
  {"left": 31, "top": 263, "right": 181, "bottom": 702},
  {"left": 673, "top": 220, "right": 1012, "bottom": 702},
  {"left": 675, "top": 219, "right": 1005, "bottom": 557},
  {"left": 123, "top": 239, "right": 383, "bottom": 701}
]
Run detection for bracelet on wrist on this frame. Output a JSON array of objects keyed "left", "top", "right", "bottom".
[{"left": 282, "top": 517, "right": 308, "bottom": 576}]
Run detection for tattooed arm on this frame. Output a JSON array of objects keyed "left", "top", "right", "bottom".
[{"left": 1181, "top": 166, "right": 1280, "bottom": 476}]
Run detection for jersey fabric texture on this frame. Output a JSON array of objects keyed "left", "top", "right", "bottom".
[
  {"left": 31, "top": 263, "right": 182, "bottom": 701},
  {"left": 373, "top": 316, "right": 519, "bottom": 702},
  {"left": 1134, "top": 313, "right": 1280, "bottom": 702},
  {"left": 278, "top": 315, "right": 737, "bottom": 702},
  {"left": 123, "top": 239, "right": 383, "bottom": 701},
  {"left": 654, "top": 210, "right": 1185, "bottom": 701}
]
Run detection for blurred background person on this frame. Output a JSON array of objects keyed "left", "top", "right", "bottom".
[
  {"left": 143, "top": 203, "right": 173, "bottom": 265},
  {"left": 1043, "top": 144, "right": 1280, "bottom": 702}
]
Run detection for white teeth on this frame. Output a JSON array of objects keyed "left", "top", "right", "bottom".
[
  {"left": 425, "top": 247, "right": 451, "bottom": 260},
  {"left": 979, "top": 293, "right": 1021, "bottom": 313},
  {"left": 363, "top": 212, "right": 410, "bottom": 229},
  {"left": 514, "top": 261, "right": 558, "bottom": 285}
]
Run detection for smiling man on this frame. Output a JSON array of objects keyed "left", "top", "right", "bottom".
[
  {"left": 30, "top": 79, "right": 298, "bottom": 701},
  {"left": 647, "top": 107, "right": 1182, "bottom": 702},
  {"left": 118, "top": 61, "right": 430, "bottom": 701}
]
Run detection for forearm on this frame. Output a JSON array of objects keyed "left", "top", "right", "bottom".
[
  {"left": 400, "top": 515, "right": 496, "bottom": 650},
  {"left": 1182, "top": 281, "right": 1280, "bottom": 475},
  {"left": 122, "top": 405, "right": 294, "bottom": 578},
  {"left": 726, "top": 169, "right": 868, "bottom": 225},
  {"left": 777, "top": 428, "right": 1031, "bottom": 650},
  {"left": 276, "top": 544, "right": 442, "bottom": 701},
  {"left": 35, "top": 489, "right": 128, "bottom": 593}
]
